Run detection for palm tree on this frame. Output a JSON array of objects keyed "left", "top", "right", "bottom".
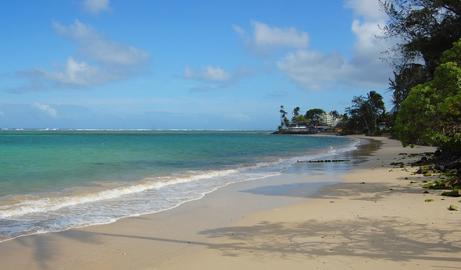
[{"left": 279, "top": 105, "right": 288, "bottom": 129}]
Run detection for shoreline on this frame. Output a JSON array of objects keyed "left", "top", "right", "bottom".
[
  {"left": 0, "top": 134, "right": 358, "bottom": 243},
  {"left": 1, "top": 136, "right": 460, "bottom": 269}
]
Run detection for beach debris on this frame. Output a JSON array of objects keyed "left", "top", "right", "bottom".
[
  {"left": 297, "top": 159, "right": 350, "bottom": 163},
  {"left": 441, "top": 190, "right": 461, "bottom": 197},
  {"left": 422, "top": 180, "right": 451, "bottom": 190},
  {"left": 390, "top": 162, "right": 405, "bottom": 168},
  {"left": 448, "top": 205, "right": 458, "bottom": 211},
  {"left": 416, "top": 165, "right": 436, "bottom": 176},
  {"left": 360, "top": 181, "right": 366, "bottom": 184},
  {"left": 423, "top": 190, "right": 429, "bottom": 194},
  {"left": 425, "top": 199, "right": 434, "bottom": 202}
]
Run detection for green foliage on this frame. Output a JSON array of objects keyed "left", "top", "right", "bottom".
[
  {"left": 395, "top": 40, "right": 461, "bottom": 152},
  {"left": 343, "top": 91, "right": 386, "bottom": 135},
  {"left": 383, "top": 0, "right": 461, "bottom": 74},
  {"left": 390, "top": 64, "right": 427, "bottom": 110},
  {"left": 304, "top": 108, "right": 325, "bottom": 126},
  {"left": 384, "top": 0, "right": 461, "bottom": 115},
  {"left": 441, "top": 190, "right": 461, "bottom": 197},
  {"left": 423, "top": 180, "right": 451, "bottom": 190},
  {"left": 279, "top": 105, "right": 289, "bottom": 129}
]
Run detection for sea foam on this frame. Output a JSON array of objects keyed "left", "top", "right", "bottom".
[{"left": 0, "top": 138, "right": 360, "bottom": 242}]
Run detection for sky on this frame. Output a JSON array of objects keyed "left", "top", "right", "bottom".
[{"left": 0, "top": 0, "right": 394, "bottom": 130}]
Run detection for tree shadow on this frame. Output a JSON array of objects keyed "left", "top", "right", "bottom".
[
  {"left": 199, "top": 217, "right": 461, "bottom": 262},
  {"left": 242, "top": 182, "right": 332, "bottom": 198},
  {"left": 242, "top": 181, "right": 425, "bottom": 202},
  {"left": 11, "top": 230, "right": 102, "bottom": 270}
]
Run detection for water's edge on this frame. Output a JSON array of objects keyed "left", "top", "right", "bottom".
[{"left": 0, "top": 136, "right": 366, "bottom": 243}]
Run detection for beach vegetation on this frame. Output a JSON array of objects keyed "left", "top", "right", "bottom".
[
  {"left": 340, "top": 91, "right": 387, "bottom": 136},
  {"left": 441, "top": 190, "right": 461, "bottom": 197},
  {"left": 383, "top": 0, "right": 461, "bottom": 110},
  {"left": 422, "top": 180, "right": 450, "bottom": 190},
  {"left": 382, "top": 0, "right": 461, "bottom": 186}
]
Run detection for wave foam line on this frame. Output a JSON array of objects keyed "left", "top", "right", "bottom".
[{"left": 0, "top": 169, "right": 238, "bottom": 219}]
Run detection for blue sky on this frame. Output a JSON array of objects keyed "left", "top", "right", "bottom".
[{"left": 0, "top": 0, "right": 393, "bottom": 129}]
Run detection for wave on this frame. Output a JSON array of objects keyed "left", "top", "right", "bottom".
[
  {"left": 0, "top": 138, "right": 361, "bottom": 242},
  {"left": 0, "top": 169, "right": 239, "bottom": 219}
]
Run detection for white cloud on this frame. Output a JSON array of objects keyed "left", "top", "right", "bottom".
[
  {"left": 345, "top": 0, "right": 386, "bottom": 21},
  {"left": 40, "top": 57, "right": 112, "bottom": 87},
  {"left": 82, "top": 0, "right": 110, "bottom": 14},
  {"left": 234, "top": 21, "right": 309, "bottom": 51},
  {"left": 252, "top": 21, "right": 308, "bottom": 49},
  {"left": 53, "top": 20, "right": 149, "bottom": 67},
  {"left": 21, "top": 20, "right": 149, "bottom": 89},
  {"left": 33, "top": 103, "right": 58, "bottom": 118},
  {"left": 184, "top": 66, "right": 232, "bottom": 82},
  {"left": 232, "top": 24, "right": 245, "bottom": 36},
  {"left": 278, "top": 50, "right": 346, "bottom": 90},
  {"left": 275, "top": 0, "right": 392, "bottom": 90}
]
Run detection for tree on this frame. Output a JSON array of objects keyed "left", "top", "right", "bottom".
[
  {"left": 305, "top": 108, "right": 325, "bottom": 126},
  {"left": 383, "top": 0, "right": 461, "bottom": 75},
  {"left": 279, "top": 105, "right": 289, "bottom": 129},
  {"left": 330, "top": 110, "right": 340, "bottom": 119},
  {"left": 292, "top": 106, "right": 301, "bottom": 124},
  {"left": 344, "top": 91, "right": 386, "bottom": 135},
  {"left": 389, "top": 63, "right": 428, "bottom": 110},
  {"left": 383, "top": 0, "right": 461, "bottom": 112},
  {"left": 394, "top": 39, "right": 461, "bottom": 153}
]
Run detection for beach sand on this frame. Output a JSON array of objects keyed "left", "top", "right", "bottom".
[{"left": 0, "top": 136, "right": 460, "bottom": 269}]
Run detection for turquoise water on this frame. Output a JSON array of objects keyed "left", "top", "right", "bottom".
[{"left": 0, "top": 131, "right": 357, "bottom": 241}]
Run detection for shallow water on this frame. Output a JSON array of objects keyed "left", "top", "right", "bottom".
[{"left": 0, "top": 130, "right": 358, "bottom": 241}]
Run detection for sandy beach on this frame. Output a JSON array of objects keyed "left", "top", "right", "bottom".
[{"left": 0, "top": 136, "right": 460, "bottom": 270}]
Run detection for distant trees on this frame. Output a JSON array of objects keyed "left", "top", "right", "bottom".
[
  {"left": 277, "top": 106, "right": 343, "bottom": 130},
  {"left": 291, "top": 106, "right": 306, "bottom": 125},
  {"left": 279, "top": 105, "right": 289, "bottom": 130},
  {"left": 342, "top": 91, "right": 386, "bottom": 136},
  {"left": 305, "top": 108, "right": 326, "bottom": 126},
  {"left": 277, "top": 91, "right": 388, "bottom": 135},
  {"left": 330, "top": 110, "right": 340, "bottom": 119}
]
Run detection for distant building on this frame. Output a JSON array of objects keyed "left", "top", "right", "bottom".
[{"left": 320, "top": 112, "right": 340, "bottom": 127}]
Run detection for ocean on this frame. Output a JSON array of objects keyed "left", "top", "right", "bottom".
[{"left": 0, "top": 130, "right": 358, "bottom": 242}]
